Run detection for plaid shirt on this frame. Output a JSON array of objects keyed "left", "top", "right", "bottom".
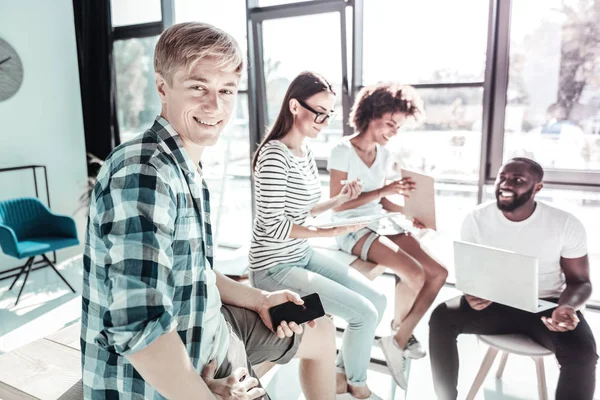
[{"left": 81, "top": 117, "right": 214, "bottom": 399}]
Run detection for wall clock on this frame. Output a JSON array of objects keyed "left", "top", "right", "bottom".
[{"left": 0, "top": 38, "right": 24, "bottom": 102}]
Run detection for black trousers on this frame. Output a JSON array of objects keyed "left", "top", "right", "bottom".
[{"left": 429, "top": 296, "right": 598, "bottom": 400}]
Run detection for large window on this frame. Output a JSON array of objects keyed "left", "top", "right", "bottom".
[
  {"left": 201, "top": 94, "right": 252, "bottom": 249},
  {"left": 114, "top": 36, "right": 161, "bottom": 143},
  {"left": 362, "top": 0, "right": 490, "bottom": 235},
  {"left": 503, "top": 0, "right": 600, "bottom": 173},
  {"left": 173, "top": 0, "right": 251, "bottom": 252},
  {"left": 111, "top": 0, "right": 169, "bottom": 143},
  {"left": 261, "top": 13, "right": 345, "bottom": 159},
  {"left": 390, "top": 88, "right": 484, "bottom": 183},
  {"left": 111, "top": 0, "right": 252, "bottom": 258},
  {"left": 363, "top": 0, "right": 489, "bottom": 85},
  {"left": 111, "top": 0, "right": 162, "bottom": 27}
]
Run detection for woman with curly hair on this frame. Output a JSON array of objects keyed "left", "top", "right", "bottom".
[{"left": 328, "top": 83, "right": 448, "bottom": 389}]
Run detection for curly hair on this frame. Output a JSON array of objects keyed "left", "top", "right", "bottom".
[{"left": 350, "top": 83, "right": 424, "bottom": 133}]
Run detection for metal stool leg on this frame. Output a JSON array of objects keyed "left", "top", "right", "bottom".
[
  {"left": 14, "top": 258, "right": 34, "bottom": 306},
  {"left": 8, "top": 257, "right": 34, "bottom": 290},
  {"left": 389, "top": 357, "right": 410, "bottom": 399},
  {"left": 42, "top": 254, "right": 76, "bottom": 293}
]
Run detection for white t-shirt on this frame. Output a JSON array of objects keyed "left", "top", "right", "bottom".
[
  {"left": 199, "top": 266, "right": 229, "bottom": 370},
  {"left": 195, "top": 173, "right": 229, "bottom": 371},
  {"left": 461, "top": 200, "right": 588, "bottom": 298},
  {"left": 328, "top": 137, "right": 394, "bottom": 221}
]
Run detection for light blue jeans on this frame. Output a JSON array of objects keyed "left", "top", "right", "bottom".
[{"left": 249, "top": 248, "right": 387, "bottom": 386}]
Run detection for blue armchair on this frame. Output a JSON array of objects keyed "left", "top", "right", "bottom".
[{"left": 0, "top": 197, "right": 78, "bottom": 305}]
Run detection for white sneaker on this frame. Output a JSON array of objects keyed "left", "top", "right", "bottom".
[
  {"left": 389, "top": 321, "right": 427, "bottom": 360},
  {"left": 405, "top": 334, "right": 427, "bottom": 359},
  {"left": 378, "top": 335, "right": 409, "bottom": 389}
]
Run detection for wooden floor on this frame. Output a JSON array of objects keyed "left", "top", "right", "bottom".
[
  {"left": 0, "top": 322, "right": 81, "bottom": 400},
  {"left": 0, "top": 321, "right": 276, "bottom": 400}
]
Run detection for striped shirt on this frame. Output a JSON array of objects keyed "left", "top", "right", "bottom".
[{"left": 249, "top": 140, "right": 322, "bottom": 271}]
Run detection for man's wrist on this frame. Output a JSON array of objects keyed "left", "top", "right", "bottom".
[
  {"left": 557, "top": 303, "right": 576, "bottom": 312},
  {"left": 250, "top": 289, "right": 270, "bottom": 314}
]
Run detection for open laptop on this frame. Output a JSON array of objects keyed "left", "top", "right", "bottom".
[{"left": 453, "top": 241, "right": 557, "bottom": 313}]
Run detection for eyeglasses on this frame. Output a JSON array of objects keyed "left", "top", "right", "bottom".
[{"left": 296, "top": 99, "right": 337, "bottom": 124}]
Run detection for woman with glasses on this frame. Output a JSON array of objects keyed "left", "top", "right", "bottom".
[
  {"left": 328, "top": 83, "right": 448, "bottom": 389},
  {"left": 249, "top": 71, "right": 392, "bottom": 400}
]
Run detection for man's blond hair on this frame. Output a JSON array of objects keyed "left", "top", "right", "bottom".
[{"left": 154, "top": 22, "right": 245, "bottom": 85}]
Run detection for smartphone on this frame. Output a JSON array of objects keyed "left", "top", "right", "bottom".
[{"left": 268, "top": 293, "right": 326, "bottom": 328}]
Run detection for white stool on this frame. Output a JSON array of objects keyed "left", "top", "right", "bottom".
[{"left": 466, "top": 334, "right": 553, "bottom": 400}]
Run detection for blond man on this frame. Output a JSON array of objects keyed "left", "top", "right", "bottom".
[{"left": 81, "top": 22, "right": 336, "bottom": 400}]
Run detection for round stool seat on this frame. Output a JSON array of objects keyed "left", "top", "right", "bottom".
[{"left": 477, "top": 334, "right": 553, "bottom": 357}]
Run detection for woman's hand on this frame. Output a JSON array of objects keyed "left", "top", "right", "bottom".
[
  {"left": 412, "top": 218, "right": 426, "bottom": 229},
  {"left": 381, "top": 177, "right": 415, "bottom": 197},
  {"left": 336, "top": 179, "right": 362, "bottom": 204},
  {"left": 319, "top": 224, "right": 367, "bottom": 237}
]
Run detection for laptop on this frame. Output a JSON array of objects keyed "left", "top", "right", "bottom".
[{"left": 453, "top": 241, "right": 557, "bottom": 313}]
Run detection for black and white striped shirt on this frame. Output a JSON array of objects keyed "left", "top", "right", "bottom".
[{"left": 249, "top": 140, "right": 322, "bottom": 271}]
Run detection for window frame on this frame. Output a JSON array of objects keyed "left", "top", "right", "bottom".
[{"left": 112, "top": 0, "right": 174, "bottom": 40}]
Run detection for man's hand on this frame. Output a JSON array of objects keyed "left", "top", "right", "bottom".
[
  {"left": 541, "top": 305, "right": 579, "bottom": 332},
  {"left": 202, "top": 360, "right": 266, "bottom": 400},
  {"left": 254, "top": 290, "right": 317, "bottom": 338},
  {"left": 465, "top": 294, "right": 492, "bottom": 311}
]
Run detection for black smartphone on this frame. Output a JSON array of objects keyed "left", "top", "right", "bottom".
[{"left": 268, "top": 293, "right": 326, "bottom": 328}]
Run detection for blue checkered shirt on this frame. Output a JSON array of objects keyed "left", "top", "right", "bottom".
[{"left": 81, "top": 117, "right": 214, "bottom": 399}]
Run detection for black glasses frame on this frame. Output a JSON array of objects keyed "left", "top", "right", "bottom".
[{"left": 296, "top": 99, "right": 337, "bottom": 124}]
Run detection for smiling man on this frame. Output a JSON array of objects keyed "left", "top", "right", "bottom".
[
  {"left": 428, "top": 157, "right": 597, "bottom": 400},
  {"left": 81, "top": 22, "right": 336, "bottom": 400}
]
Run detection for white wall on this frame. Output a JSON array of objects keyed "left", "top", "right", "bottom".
[{"left": 0, "top": 0, "right": 87, "bottom": 268}]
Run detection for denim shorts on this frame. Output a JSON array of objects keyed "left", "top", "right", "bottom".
[
  {"left": 336, "top": 217, "right": 409, "bottom": 261},
  {"left": 335, "top": 228, "right": 379, "bottom": 261}
]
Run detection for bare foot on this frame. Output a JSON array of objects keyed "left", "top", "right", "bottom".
[
  {"left": 348, "top": 384, "right": 373, "bottom": 399},
  {"left": 336, "top": 372, "right": 348, "bottom": 394}
]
